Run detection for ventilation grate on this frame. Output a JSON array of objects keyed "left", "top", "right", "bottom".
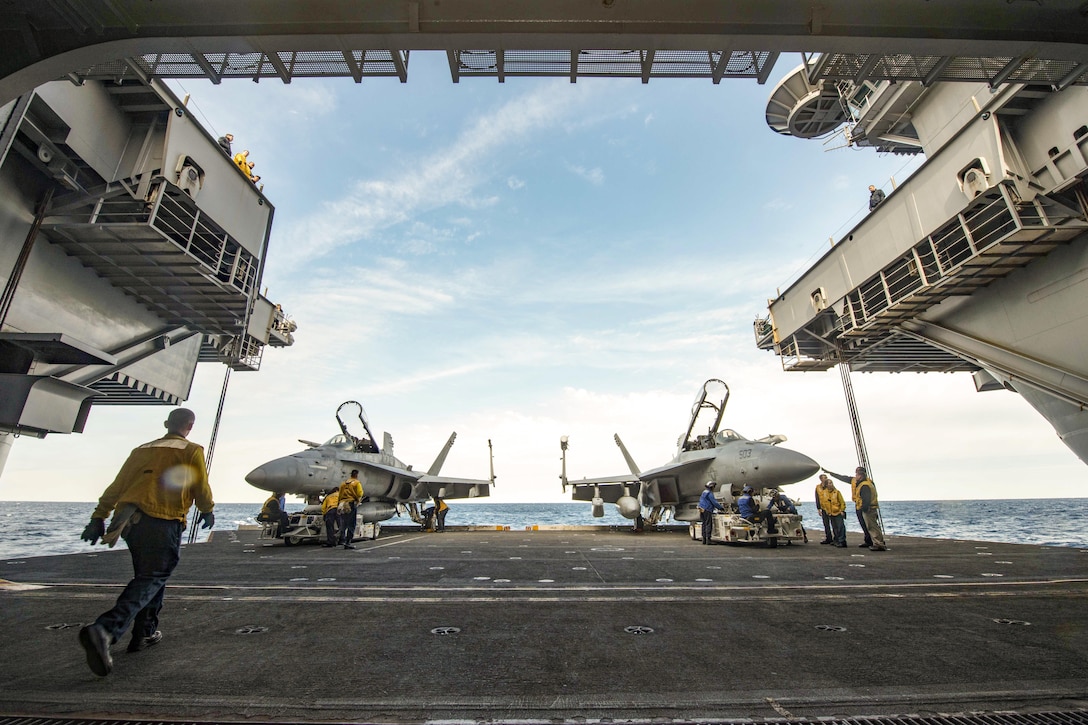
[{"left": 3, "top": 711, "right": 1088, "bottom": 725}]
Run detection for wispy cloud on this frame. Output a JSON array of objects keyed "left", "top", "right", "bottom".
[
  {"left": 273, "top": 82, "right": 594, "bottom": 265},
  {"left": 560, "top": 102, "right": 641, "bottom": 134},
  {"left": 831, "top": 173, "right": 852, "bottom": 190},
  {"left": 565, "top": 162, "right": 605, "bottom": 185},
  {"left": 170, "top": 80, "right": 338, "bottom": 150},
  {"left": 359, "top": 361, "right": 498, "bottom": 397},
  {"left": 509, "top": 256, "right": 783, "bottom": 308}
]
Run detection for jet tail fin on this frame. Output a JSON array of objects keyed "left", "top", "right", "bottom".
[
  {"left": 488, "top": 438, "right": 496, "bottom": 486},
  {"left": 613, "top": 434, "right": 641, "bottom": 476},
  {"left": 428, "top": 432, "right": 458, "bottom": 476},
  {"left": 559, "top": 436, "right": 570, "bottom": 490}
]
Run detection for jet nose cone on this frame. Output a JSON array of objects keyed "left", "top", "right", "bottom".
[
  {"left": 245, "top": 458, "right": 300, "bottom": 492},
  {"left": 244, "top": 465, "right": 268, "bottom": 489},
  {"left": 760, "top": 446, "right": 821, "bottom": 484}
]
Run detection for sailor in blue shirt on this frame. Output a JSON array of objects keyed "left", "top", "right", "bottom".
[
  {"left": 697, "top": 481, "right": 725, "bottom": 545},
  {"left": 738, "top": 485, "right": 779, "bottom": 544},
  {"left": 768, "top": 490, "right": 797, "bottom": 514},
  {"left": 768, "top": 489, "right": 806, "bottom": 542},
  {"left": 737, "top": 486, "right": 759, "bottom": 518}
]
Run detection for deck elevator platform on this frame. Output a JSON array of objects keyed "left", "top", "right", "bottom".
[
  {"left": 756, "top": 62, "right": 1088, "bottom": 464},
  {"left": 0, "top": 77, "right": 294, "bottom": 442}
]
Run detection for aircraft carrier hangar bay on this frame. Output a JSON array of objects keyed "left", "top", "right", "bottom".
[{"left": 1, "top": 3, "right": 1088, "bottom": 725}]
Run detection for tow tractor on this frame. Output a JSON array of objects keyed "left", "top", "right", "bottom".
[
  {"left": 260, "top": 502, "right": 380, "bottom": 545},
  {"left": 690, "top": 488, "right": 806, "bottom": 545}
]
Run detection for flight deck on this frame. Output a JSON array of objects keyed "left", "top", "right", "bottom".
[{"left": 1, "top": 526, "right": 1086, "bottom": 723}]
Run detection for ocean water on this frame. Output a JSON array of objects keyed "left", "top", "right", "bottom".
[{"left": 0, "top": 499, "right": 1086, "bottom": 560}]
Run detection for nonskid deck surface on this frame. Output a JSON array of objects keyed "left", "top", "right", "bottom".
[
  {"left": 1, "top": 527, "right": 1086, "bottom": 723},
  {"left": 0, "top": 714, "right": 1087, "bottom": 725}
]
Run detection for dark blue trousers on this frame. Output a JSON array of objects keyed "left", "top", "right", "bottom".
[
  {"left": 339, "top": 503, "right": 357, "bottom": 543},
  {"left": 95, "top": 513, "right": 183, "bottom": 644},
  {"left": 856, "top": 508, "right": 872, "bottom": 545},
  {"left": 831, "top": 513, "right": 847, "bottom": 545},
  {"left": 700, "top": 509, "right": 714, "bottom": 543},
  {"left": 324, "top": 509, "right": 339, "bottom": 546}
]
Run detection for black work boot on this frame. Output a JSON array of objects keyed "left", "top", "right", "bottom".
[
  {"left": 127, "top": 630, "right": 163, "bottom": 653},
  {"left": 79, "top": 624, "right": 113, "bottom": 676}
]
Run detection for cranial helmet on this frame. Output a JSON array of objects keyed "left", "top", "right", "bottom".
[
  {"left": 705, "top": 481, "right": 716, "bottom": 489},
  {"left": 742, "top": 485, "right": 754, "bottom": 493}
]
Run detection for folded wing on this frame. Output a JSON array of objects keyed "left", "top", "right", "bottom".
[
  {"left": 566, "top": 475, "right": 640, "bottom": 504},
  {"left": 418, "top": 474, "right": 492, "bottom": 500}
]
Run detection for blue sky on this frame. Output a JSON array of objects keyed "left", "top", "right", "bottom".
[{"left": 3, "top": 52, "right": 1085, "bottom": 505}]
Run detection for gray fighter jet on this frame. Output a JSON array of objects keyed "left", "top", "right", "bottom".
[
  {"left": 246, "top": 401, "right": 494, "bottom": 525},
  {"left": 560, "top": 379, "right": 819, "bottom": 525}
]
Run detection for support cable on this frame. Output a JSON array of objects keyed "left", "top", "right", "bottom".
[
  {"left": 186, "top": 239, "right": 257, "bottom": 543},
  {"left": 838, "top": 359, "right": 888, "bottom": 535},
  {"left": 838, "top": 360, "right": 872, "bottom": 477},
  {"left": 187, "top": 365, "right": 231, "bottom": 545}
]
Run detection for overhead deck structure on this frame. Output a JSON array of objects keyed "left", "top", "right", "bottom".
[
  {"left": 0, "top": 1, "right": 1080, "bottom": 440},
  {"left": 755, "top": 60, "right": 1088, "bottom": 464},
  {"left": 2, "top": 1, "right": 1088, "bottom": 106},
  {"left": 0, "top": 74, "right": 295, "bottom": 453}
]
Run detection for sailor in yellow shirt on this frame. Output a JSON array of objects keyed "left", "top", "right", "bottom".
[
  {"left": 336, "top": 469, "right": 363, "bottom": 549},
  {"left": 853, "top": 473, "right": 886, "bottom": 550},
  {"left": 433, "top": 496, "right": 450, "bottom": 532},
  {"left": 815, "top": 477, "right": 832, "bottom": 544},
  {"left": 233, "top": 149, "right": 250, "bottom": 174},
  {"left": 816, "top": 474, "right": 848, "bottom": 547},
  {"left": 78, "top": 408, "right": 215, "bottom": 676},
  {"left": 321, "top": 489, "right": 340, "bottom": 548},
  {"left": 824, "top": 465, "right": 886, "bottom": 550},
  {"left": 260, "top": 492, "right": 290, "bottom": 538}
]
